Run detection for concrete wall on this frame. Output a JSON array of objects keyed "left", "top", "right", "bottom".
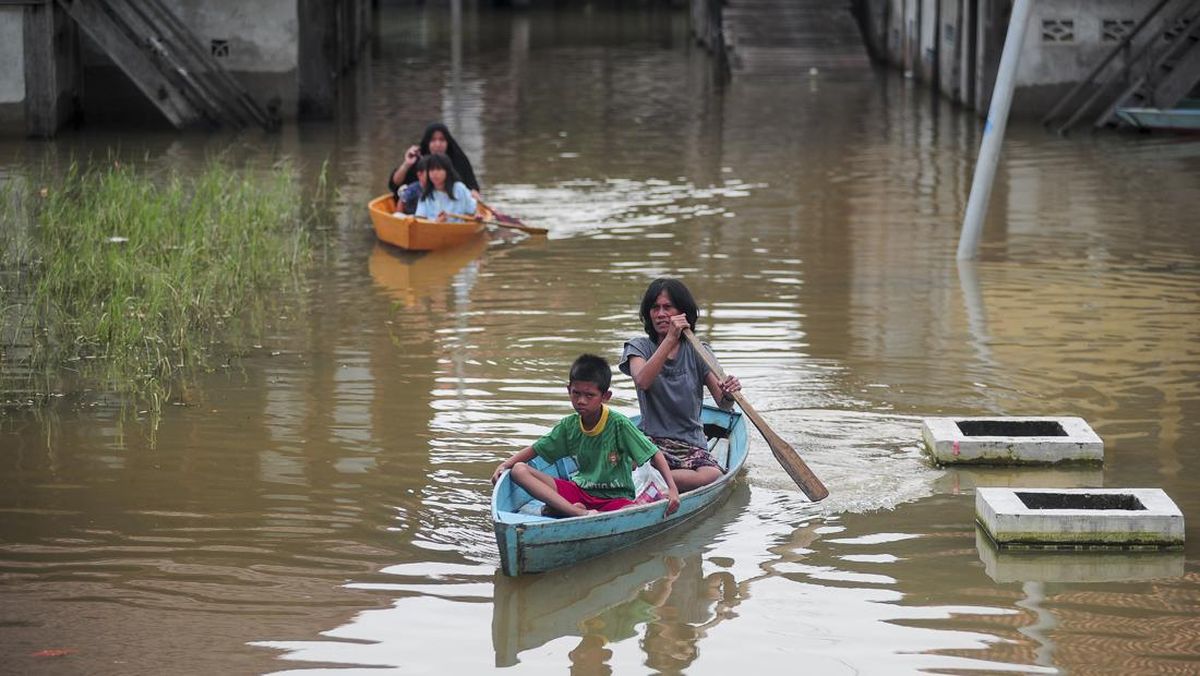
[
  {"left": 0, "top": 10, "right": 23, "bottom": 104},
  {"left": 165, "top": 0, "right": 298, "bottom": 73},
  {"left": 1, "top": 0, "right": 366, "bottom": 134},
  {"left": 0, "top": 8, "right": 24, "bottom": 127},
  {"left": 862, "top": 0, "right": 1171, "bottom": 117},
  {"left": 937, "top": 0, "right": 967, "bottom": 103},
  {"left": 919, "top": 0, "right": 938, "bottom": 83},
  {"left": 1011, "top": 0, "right": 1169, "bottom": 114},
  {"left": 166, "top": 0, "right": 299, "bottom": 115}
]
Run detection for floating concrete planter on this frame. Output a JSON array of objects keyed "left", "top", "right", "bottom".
[
  {"left": 976, "top": 488, "right": 1184, "bottom": 550},
  {"left": 974, "top": 528, "right": 1185, "bottom": 582},
  {"left": 922, "top": 416, "right": 1102, "bottom": 465}
]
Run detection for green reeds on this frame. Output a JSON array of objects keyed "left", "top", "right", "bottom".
[{"left": 0, "top": 158, "right": 313, "bottom": 413}]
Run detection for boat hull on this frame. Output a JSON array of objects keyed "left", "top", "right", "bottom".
[
  {"left": 368, "top": 194, "right": 484, "bottom": 251},
  {"left": 1115, "top": 107, "right": 1200, "bottom": 131},
  {"left": 491, "top": 405, "right": 747, "bottom": 576}
]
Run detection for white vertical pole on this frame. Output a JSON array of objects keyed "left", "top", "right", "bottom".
[{"left": 957, "top": 0, "right": 1035, "bottom": 260}]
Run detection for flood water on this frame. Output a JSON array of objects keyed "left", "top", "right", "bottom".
[{"left": 3, "top": 5, "right": 1200, "bottom": 674}]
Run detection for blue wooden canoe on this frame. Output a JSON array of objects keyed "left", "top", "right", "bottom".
[{"left": 491, "top": 405, "right": 748, "bottom": 576}]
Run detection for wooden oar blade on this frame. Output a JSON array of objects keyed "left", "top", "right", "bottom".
[
  {"left": 479, "top": 199, "right": 528, "bottom": 226},
  {"left": 681, "top": 329, "right": 828, "bottom": 501},
  {"left": 763, "top": 433, "right": 829, "bottom": 501},
  {"left": 456, "top": 212, "right": 548, "bottom": 235},
  {"left": 499, "top": 222, "right": 548, "bottom": 235},
  {"left": 737, "top": 395, "right": 829, "bottom": 501}
]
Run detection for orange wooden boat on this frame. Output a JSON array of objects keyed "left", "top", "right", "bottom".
[{"left": 368, "top": 194, "right": 485, "bottom": 251}]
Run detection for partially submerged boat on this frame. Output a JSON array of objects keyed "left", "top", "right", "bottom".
[
  {"left": 491, "top": 405, "right": 748, "bottom": 576},
  {"left": 1115, "top": 106, "right": 1200, "bottom": 131},
  {"left": 368, "top": 194, "right": 484, "bottom": 251}
]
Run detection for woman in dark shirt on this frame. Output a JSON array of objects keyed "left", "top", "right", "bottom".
[
  {"left": 619, "top": 278, "right": 741, "bottom": 491},
  {"left": 388, "top": 122, "right": 481, "bottom": 200}
]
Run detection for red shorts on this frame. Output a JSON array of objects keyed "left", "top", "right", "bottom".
[{"left": 553, "top": 478, "right": 634, "bottom": 512}]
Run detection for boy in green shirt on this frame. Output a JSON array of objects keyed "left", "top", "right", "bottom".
[{"left": 491, "top": 354, "right": 680, "bottom": 518}]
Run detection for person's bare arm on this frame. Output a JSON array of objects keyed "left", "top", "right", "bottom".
[
  {"left": 699, "top": 343, "right": 741, "bottom": 410},
  {"left": 492, "top": 446, "right": 536, "bottom": 484},
  {"left": 651, "top": 451, "right": 680, "bottom": 515},
  {"left": 391, "top": 145, "right": 420, "bottom": 187},
  {"left": 627, "top": 314, "right": 689, "bottom": 391}
]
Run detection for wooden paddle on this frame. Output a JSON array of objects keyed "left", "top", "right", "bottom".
[
  {"left": 451, "top": 213, "right": 548, "bottom": 235},
  {"left": 683, "top": 328, "right": 829, "bottom": 502},
  {"left": 477, "top": 198, "right": 526, "bottom": 226}
]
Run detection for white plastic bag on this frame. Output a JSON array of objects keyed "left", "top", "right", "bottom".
[{"left": 631, "top": 462, "right": 669, "bottom": 504}]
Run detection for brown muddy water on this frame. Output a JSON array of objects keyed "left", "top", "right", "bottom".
[{"left": 3, "top": 5, "right": 1200, "bottom": 675}]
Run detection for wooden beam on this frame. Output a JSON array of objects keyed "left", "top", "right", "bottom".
[
  {"left": 1149, "top": 22, "right": 1200, "bottom": 109},
  {"left": 53, "top": 0, "right": 201, "bottom": 128}
]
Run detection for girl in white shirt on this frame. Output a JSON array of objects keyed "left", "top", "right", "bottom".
[{"left": 415, "top": 153, "right": 477, "bottom": 222}]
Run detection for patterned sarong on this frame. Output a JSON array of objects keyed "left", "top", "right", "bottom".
[{"left": 650, "top": 436, "right": 724, "bottom": 472}]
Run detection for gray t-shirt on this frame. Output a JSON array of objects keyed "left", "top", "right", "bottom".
[{"left": 618, "top": 335, "right": 715, "bottom": 449}]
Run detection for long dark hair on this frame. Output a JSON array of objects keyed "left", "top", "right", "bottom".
[
  {"left": 639, "top": 278, "right": 699, "bottom": 343},
  {"left": 416, "top": 122, "right": 480, "bottom": 191},
  {"left": 420, "top": 153, "right": 462, "bottom": 201}
]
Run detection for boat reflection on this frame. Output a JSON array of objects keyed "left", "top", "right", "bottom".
[
  {"left": 492, "top": 485, "right": 750, "bottom": 670},
  {"left": 368, "top": 237, "right": 488, "bottom": 309}
]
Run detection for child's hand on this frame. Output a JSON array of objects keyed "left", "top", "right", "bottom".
[
  {"left": 403, "top": 145, "right": 420, "bottom": 163},
  {"left": 491, "top": 461, "right": 510, "bottom": 485},
  {"left": 666, "top": 487, "right": 680, "bottom": 515}
]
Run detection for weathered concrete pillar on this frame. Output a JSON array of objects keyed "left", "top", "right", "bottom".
[
  {"left": 690, "top": 0, "right": 724, "bottom": 55},
  {"left": 298, "top": 0, "right": 338, "bottom": 119},
  {"left": 853, "top": 0, "right": 890, "bottom": 63},
  {"left": 974, "top": 0, "right": 1009, "bottom": 112},
  {"left": 24, "top": 1, "right": 81, "bottom": 138}
]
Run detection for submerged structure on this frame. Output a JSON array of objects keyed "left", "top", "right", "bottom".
[
  {"left": 692, "top": 0, "right": 1200, "bottom": 128},
  {"left": 1, "top": 0, "right": 370, "bottom": 136}
]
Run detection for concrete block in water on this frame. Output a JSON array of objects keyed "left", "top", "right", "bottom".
[
  {"left": 976, "top": 488, "right": 1184, "bottom": 549},
  {"left": 922, "top": 416, "right": 1102, "bottom": 465}
]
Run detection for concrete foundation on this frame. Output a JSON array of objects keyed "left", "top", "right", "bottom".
[
  {"left": 0, "top": 0, "right": 368, "bottom": 135},
  {"left": 855, "top": 0, "right": 1181, "bottom": 117},
  {"left": 976, "top": 487, "right": 1184, "bottom": 549},
  {"left": 922, "top": 415, "right": 1103, "bottom": 465},
  {"left": 975, "top": 527, "right": 1185, "bottom": 582}
]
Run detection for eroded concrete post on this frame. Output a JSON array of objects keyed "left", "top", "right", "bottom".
[
  {"left": 298, "top": 0, "right": 338, "bottom": 119},
  {"left": 24, "top": 1, "right": 81, "bottom": 138}
]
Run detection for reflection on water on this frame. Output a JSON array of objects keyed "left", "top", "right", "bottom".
[
  {"left": 976, "top": 528, "right": 1186, "bottom": 584},
  {"left": 369, "top": 238, "right": 490, "bottom": 309},
  {"left": 492, "top": 486, "right": 750, "bottom": 670},
  {"left": 2, "top": 3, "right": 1200, "bottom": 675}
]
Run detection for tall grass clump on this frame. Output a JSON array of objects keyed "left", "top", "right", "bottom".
[{"left": 1, "top": 158, "right": 313, "bottom": 412}]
